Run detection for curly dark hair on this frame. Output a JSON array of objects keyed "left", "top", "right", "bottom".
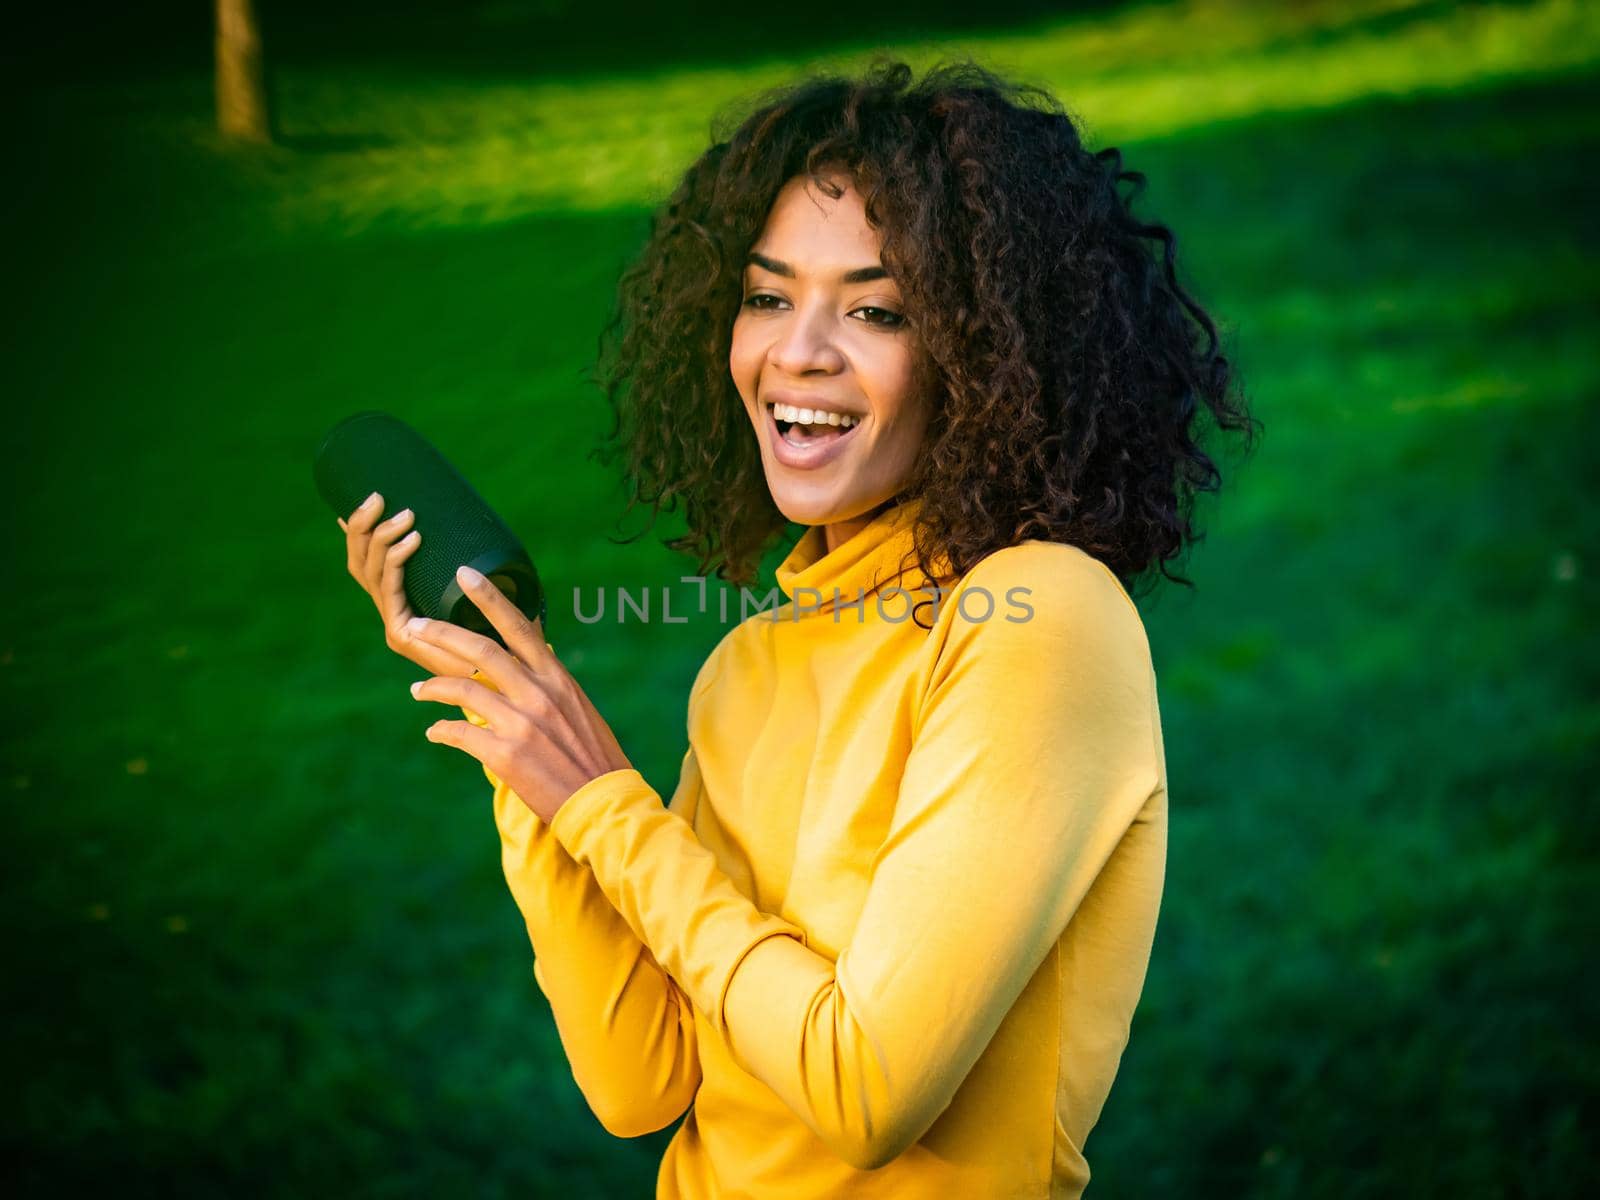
[{"left": 590, "top": 56, "right": 1259, "bottom": 600}]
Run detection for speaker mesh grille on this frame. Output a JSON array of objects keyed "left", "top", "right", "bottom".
[{"left": 313, "top": 411, "right": 541, "bottom": 631}]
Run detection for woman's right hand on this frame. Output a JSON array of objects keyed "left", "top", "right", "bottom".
[{"left": 338, "top": 492, "right": 480, "bottom": 679}]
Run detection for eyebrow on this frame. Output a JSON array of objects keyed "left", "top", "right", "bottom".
[{"left": 746, "top": 251, "right": 889, "bottom": 284}]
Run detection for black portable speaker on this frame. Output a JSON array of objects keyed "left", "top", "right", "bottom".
[{"left": 312, "top": 410, "right": 547, "bottom": 649}]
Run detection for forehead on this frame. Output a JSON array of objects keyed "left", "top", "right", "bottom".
[{"left": 750, "top": 174, "right": 882, "bottom": 264}]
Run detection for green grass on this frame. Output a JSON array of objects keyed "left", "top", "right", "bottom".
[{"left": 4, "top": 1, "right": 1597, "bottom": 1195}]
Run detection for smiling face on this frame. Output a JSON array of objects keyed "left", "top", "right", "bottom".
[{"left": 731, "top": 171, "right": 933, "bottom": 552}]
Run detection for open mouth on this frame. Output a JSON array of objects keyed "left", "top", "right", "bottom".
[{"left": 770, "top": 406, "right": 864, "bottom": 449}]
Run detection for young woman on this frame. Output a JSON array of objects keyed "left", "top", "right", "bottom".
[{"left": 341, "top": 58, "right": 1256, "bottom": 1198}]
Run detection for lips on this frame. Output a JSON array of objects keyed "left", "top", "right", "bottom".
[{"left": 764, "top": 401, "right": 864, "bottom": 470}]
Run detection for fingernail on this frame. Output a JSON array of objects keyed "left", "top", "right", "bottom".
[
  {"left": 406, "top": 616, "right": 429, "bottom": 633},
  {"left": 362, "top": 492, "right": 380, "bottom": 509},
  {"left": 409, "top": 681, "right": 422, "bottom": 698},
  {"left": 457, "top": 565, "right": 484, "bottom": 586}
]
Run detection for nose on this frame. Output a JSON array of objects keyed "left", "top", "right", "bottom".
[{"left": 768, "top": 303, "right": 846, "bottom": 376}]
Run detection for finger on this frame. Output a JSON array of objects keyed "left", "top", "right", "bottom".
[
  {"left": 382, "top": 536, "right": 479, "bottom": 677},
  {"left": 379, "top": 527, "right": 423, "bottom": 617},
  {"left": 422, "top": 717, "right": 502, "bottom": 765},
  {"left": 407, "top": 615, "right": 522, "bottom": 693},
  {"left": 404, "top": 632, "right": 482, "bottom": 680},
  {"left": 412, "top": 675, "right": 521, "bottom": 727},
  {"left": 454, "top": 567, "right": 558, "bottom": 677},
  {"left": 343, "top": 493, "right": 384, "bottom": 579},
  {"left": 363, "top": 507, "right": 414, "bottom": 591},
  {"left": 346, "top": 491, "right": 385, "bottom": 532}
]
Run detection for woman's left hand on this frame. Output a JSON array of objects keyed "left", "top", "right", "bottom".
[{"left": 407, "top": 565, "right": 633, "bottom": 825}]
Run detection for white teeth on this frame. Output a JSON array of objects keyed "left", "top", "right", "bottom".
[{"left": 772, "top": 402, "right": 859, "bottom": 429}]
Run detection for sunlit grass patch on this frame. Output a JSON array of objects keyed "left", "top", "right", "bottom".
[{"left": 138, "top": 0, "right": 1600, "bottom": 238}]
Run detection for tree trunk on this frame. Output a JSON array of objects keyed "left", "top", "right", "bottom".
[{"left": 215, "top": 0, "right": 273, "bottom": 144}]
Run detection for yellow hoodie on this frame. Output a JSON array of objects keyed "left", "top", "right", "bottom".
[{"left": 464, "top": 497, "right": 1167, "bottom": 1197}]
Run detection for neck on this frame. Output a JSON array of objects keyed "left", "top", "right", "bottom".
[{"left": 822, "top": 498, "right": 896, "bottom": 556}]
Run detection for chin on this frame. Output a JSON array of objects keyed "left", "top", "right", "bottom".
[
  {"left": 769, "top": 485, "right": 884, "bottom": 529},
  {"left": 770, "top": 492, "right": 841, "bottom": 527}
]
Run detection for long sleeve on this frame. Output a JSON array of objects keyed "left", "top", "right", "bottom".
[
  {"left": 545, "top": 551, "right": 1164, "bottom": 1171},
  {"left": 462, "top": 670, "right": 701, "bottom": 1138}
]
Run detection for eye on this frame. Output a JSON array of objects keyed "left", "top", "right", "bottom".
[
  {"left": 853, "top": 305, "right": 906, "bottom": 329},
  {"left": 741, "top": 293, "right": 786, "bottom": 311}
]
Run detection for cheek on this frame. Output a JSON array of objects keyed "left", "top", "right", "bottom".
[{"left": 867, "top": 347, "right": 922, "bottom": 428}]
